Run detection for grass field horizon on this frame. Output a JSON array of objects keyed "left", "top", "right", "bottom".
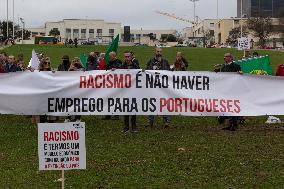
[{"left": 0, "top": 45, "right": 284, "bottom": 188}]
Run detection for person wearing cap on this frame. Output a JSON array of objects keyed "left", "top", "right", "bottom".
[{"left": 58, "top": 55, "right": 71, "bottom": 71}]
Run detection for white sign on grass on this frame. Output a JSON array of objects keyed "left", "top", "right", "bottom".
[
  {"left": 238, "top": 37, "right": 250, "bottom": 50},
  {"left": 38, "top": 122, "right": 86, "bottom": 170}
]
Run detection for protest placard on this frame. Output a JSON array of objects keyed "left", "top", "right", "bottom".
[
  {"left": 38, "top": 122, "right": 86, "bottom": 170},
  {"left": 238, "top": 37, "right": 250, "bottom": 50}
]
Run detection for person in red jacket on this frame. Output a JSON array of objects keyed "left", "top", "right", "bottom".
[
  {"left": 98, "top": 53, "right": 106, "bottom": 70},
  {"left": 0, "top": 63, "right": 4, "bottom": 73},
  {"left": 276, "top": 64, "right": 284, "bottom": 76}
]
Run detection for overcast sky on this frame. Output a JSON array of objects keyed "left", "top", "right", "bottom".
[{"left": 0, "top": 0, "right": 236, "bottom": 30}]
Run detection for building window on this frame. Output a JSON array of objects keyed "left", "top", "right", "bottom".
[
  {"left": 66, "top": 28, "right": 71, "bottom": 39},
  {"left": 109, "top": 29, "right": 114, "bottom": 37},
  {"left": 73, "top": 29, "right": 79, "bottom": 39},
  {"left": 39, "top": 32, "right": 45, "bottom": 36},
  {"left": 97, "top": 29, "right": 102, "bottom": 38},
  {"left": 89, "top": 29, "right": 94, "bottom": 39},
  {"left": 32, "top": 32, "right": 38, "bottom": 37},
  {"left": 210, "top": 23, "right": 214, "bottom": 27},
  {"left": 81, "top": 29, "right": 86, "bottom": 39},
  {"left": 130, "top": 34, "right": 135, "bottom": 42}
]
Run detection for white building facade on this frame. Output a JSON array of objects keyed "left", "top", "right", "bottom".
[
  {"left": 27, "top": 19, "right": 121, "bottom": 44},
  {"left": 182, "top": 19, "right": 218, "bottom": 47},
  {"left": 121, "top": 28, "right": 177, "bottom": 43}
]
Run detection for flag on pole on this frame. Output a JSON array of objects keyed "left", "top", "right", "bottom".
[
  {"left": 236, "top": 55, "right": 273, "bottom": 75},
  {"left": 80, "top": 53, "right": 87, "bottom": 69},
  {"left": 28, "top": 49, "right": 40, "bottom": 70},
  {"left": 104, "top": 34, "right": 119, "bottom": 65}
]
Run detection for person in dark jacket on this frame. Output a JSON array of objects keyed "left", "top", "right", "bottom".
[
  {"left": 102, "top": 51, "right": 122, "bottom": 120},
  {"left": 216, "top": 53, "right": 241, "bottom": 131},
  {"left": 146, "top": 48, "right": 171, "bottom": 128},
  {"left": 74, "top": 38, "right": 78, "bottom": 48},
  {"left": 146, "top": 48, "right": 170, "bottom": 71},
  {"left": 4, "top": 55, "right": 22, "bottom": 73},
  {"left": 130, "top": 51, "right": 140, "bottom": 68},
  {"left": 58, "top": 55, "right": 71, "bottom": 71},
  {"left": 86, "top": 52, "right": 99, "bottom": 71},
  {"left": 106, "top": 51, "right": 122, "bottom": 70},
  {"left": 122, "top": 51, "right": 140, "bottom": 133}
]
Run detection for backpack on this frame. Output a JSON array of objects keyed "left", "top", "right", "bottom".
[{"left": 276, "top": 64, "right": 284, "bottom": 76}]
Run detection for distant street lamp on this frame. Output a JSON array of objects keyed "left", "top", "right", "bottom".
[
  {"left": 12, "top": 0, "right": 15, "bottom": 39},
  {"left": 6, "top": 0, "right": 9, "bottom": 39},
  {"left": 20, "top": 17, "right": 25, "bottom": 44},
  {"left": 217, "top": 0, "right": 219, "bottom": 20},
  {"left": 189, "top": 0, "right": 199, "bottom": 24}
]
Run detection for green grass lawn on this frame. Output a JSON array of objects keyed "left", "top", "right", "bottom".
[
  {"left": 3, "top": 44, "right": 284, "bottom": 71},
  {"left": 0, "top": 45, "right": 284, "bottom": 188}
]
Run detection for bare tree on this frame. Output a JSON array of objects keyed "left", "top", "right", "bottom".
[
  {"left": 226, "top": 26, "right": 248, "bottom": 46},
  {"left": 246, "top": 17, "right": 273, "bottom": 48}
]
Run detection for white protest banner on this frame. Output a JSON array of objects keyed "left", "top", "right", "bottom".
[
  {"left": 238, "top": 37, "right": 250, "bottom": 50},
  {"left": 1, "top": 70, "right": 284, "bottom": 116},
  {"left": 38, "top": 122, "right": 86, "bottom": 170}
]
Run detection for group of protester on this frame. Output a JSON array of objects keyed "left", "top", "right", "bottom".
[
  {"left": 0, "top": 47, "right": 190, "bottom": 133},
  {"left": 1, "top": 47, "right": 281, "bottom": 133},
  {"left": 65, "top": 38, "right": 78, "bottom": 48}
]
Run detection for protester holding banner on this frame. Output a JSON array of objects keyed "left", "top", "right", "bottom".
[
  {"left": 58, "top": 55, "right": 71, "bottom": 71},
  {"left": 146, "top": 48, "right": 170, "bottom": 71},
  {"left": 122, "top": 51, "right": 140, "bottom": 133},
  {"left": 4, "top": 55, "right": 22, "bottom": 73},
  {"left": 98, "top": 53, "right": 106, "bottom": 70},
  {"left": 103, "top": 51, "right": 123, "bottom": 120},
  {"left": 86, "top": 52, "right": 99, "bottom": 71},
  {"left": 106, "top": 51, "right": 122, "bottom": 70},
  {"left": 218, "top": 53, "right": 241, "bottom": 131},
  {"left": 146, "top": 48, "right": 171, "bottom": 128},
  {"left": 130, "top": 51, "right": 140, "bottom": 68},
  {"left": 39, "top": 57, "right": 52, "bottom": 71},
  {"left": 33, "top": 57, "right": 58, "bottom": 123},
  {"left": 172, "top": 52, "right": 188, "bottom": 71},
  {"left": 69, "top": 57, "right": 84, "bottom": 71},
  {"left": 17, "top": 54, "right": 27, "bottom": 71},
  {"left": 66, "top": 57, "right": 84, "bottom": 122}
]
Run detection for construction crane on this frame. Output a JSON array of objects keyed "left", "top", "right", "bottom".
[{"left": 155, "top": 10, "right": 195, "bottom": 25}]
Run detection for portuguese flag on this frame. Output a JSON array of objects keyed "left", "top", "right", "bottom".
[
  {"left": 236, "top": 55, "right": 273, "bottom": 75},
  {"left": 104, "top": 34, "right": 119, "bottom": 65}
]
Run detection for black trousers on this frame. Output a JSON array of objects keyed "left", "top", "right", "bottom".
[{"left": 124, "top": 115, "right": 136, "bottom": 131}]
